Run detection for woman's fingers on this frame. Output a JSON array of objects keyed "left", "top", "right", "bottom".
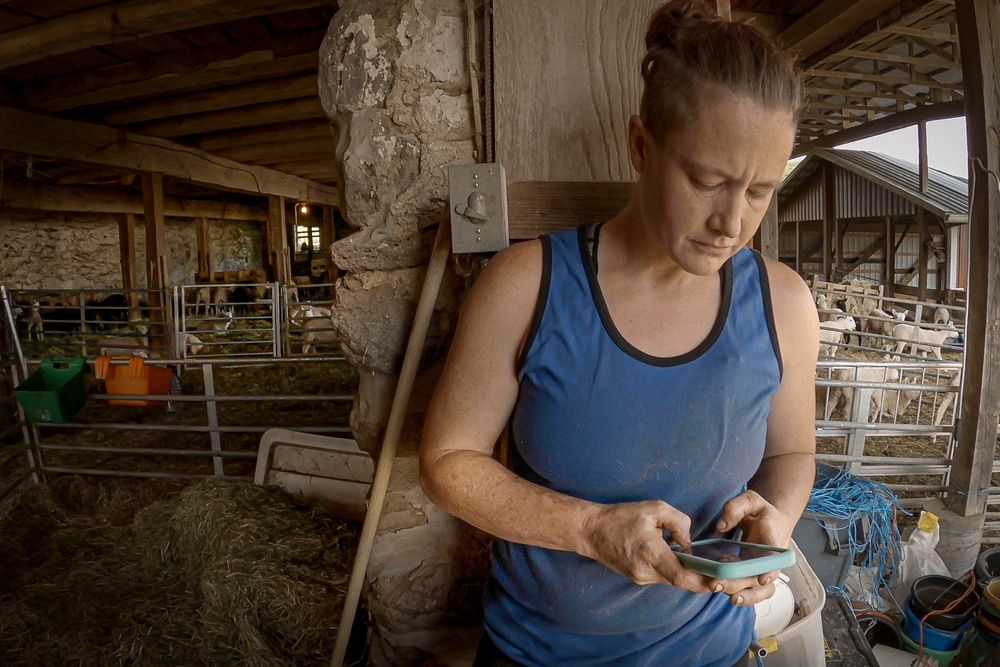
[{"left": 716, "top": 490, "right": 766, "bottom": 532}]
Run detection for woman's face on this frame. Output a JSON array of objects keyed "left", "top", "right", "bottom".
[{"left": 629, "top": 82, "right": 796, "bottom": 276}]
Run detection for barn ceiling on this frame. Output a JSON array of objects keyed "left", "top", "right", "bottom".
[{"left": 0, "top": 0, "right": 963, "bottom": 205}]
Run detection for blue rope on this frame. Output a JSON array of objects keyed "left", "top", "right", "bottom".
[{"left": 805, "top": 469, "right": 910, "bottom": 612}]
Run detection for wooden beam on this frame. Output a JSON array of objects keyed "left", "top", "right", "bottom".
[
  {"left": 214, "top": 136, "right": 338, "bottom": 165},
  {"left": 793, "top": 100, "right": 965, "bottom": 156},
  {"left": 885, "top": 217, "right": 895, "bottom": 295},
  {"left": 101, "top": 74, "right": 318, "bottom": 126},
  {"left": 196, "top": 217, "right": 212, "bottom": 278},
  {"left": 823, "top": 163, "right": 835, "bottom": 280},
  {"left": 507, "top": 182, "right": 632, "bottom": 240},
  {"left": 118, "top": 213, "right": 138, "bottom": 306},
  {"left": 779, "top": 0, "right": 900, "bottom": 60},
  {"left": 833, "top": 48, "right": 961, "bottom": 70},
  {"left": 0, "top": 182, "right": 267, "bottom": 220},
  {"left": 795, "top": 222, "right": 803, "bottom": 274},
  {"left": 918, "top": 208, "right": 929, "bottom": 302},
  {"left": 883, "top": 25, "right": 959, "bottom": 43},
  {"left": 0, "top": 105, "right": 339, "bottom": 205},
  {"left": 949, "top": 0, "right": 1000, "bottom": 518},
  {"left": 142, "top": 173, "right": 169, "bottom": 351},
  {"left": 21, "top": 43, "right": 321, "bottom": 112},
  {"left": 0, "top": 0, "right": 336, "bottom": 70},
  {"left": 918, "top": 118, "right": 930, "bottom": 193},
  {"left": 758, "top": 197, "right": 778, "bottom": 260},
  {"left": 803, "top": 68, "right": 961, "bottom": 90},
  {"left": 133, "top": 97, "right": 325, "bottom": 138},
  {"left": 715, "top": 0, "right": 731, "bottom": 21},
  {"left": 267, "top": 196, "right": 291, "bottom": 284},
  {"left": 196, "top": 122, "right": 333, "bottom": 152}
]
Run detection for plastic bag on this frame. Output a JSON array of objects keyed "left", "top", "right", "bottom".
[{"left": 888, "top": 511, "right": 951, "bottom": 606}]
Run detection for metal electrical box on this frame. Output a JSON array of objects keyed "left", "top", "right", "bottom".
[{"left": 448, "top": 163, "right": 508, "bottom": 254}]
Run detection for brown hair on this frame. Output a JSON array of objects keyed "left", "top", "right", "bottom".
[{"left": 640, "top": 0, "right": 801, "bottom": 144}]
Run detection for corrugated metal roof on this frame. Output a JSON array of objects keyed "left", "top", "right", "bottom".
[{"left": 778, "top": 149, "right": 969, "bottom": 222}]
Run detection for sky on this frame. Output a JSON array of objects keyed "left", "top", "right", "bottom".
[
  {"left": 787, "top": 117, "right": 969, "bottom": 178},
  {"left": 804, "top": 117, "right": 969, "bottom": 178}
]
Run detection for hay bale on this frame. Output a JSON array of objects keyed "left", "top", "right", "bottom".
[{"left": 0, "top": 478, "right": 355, "bottom": 666}]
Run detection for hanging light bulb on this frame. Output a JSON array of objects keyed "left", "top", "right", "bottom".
[{"left": 299, "top": 203, "right": 309, "bottom": 215}]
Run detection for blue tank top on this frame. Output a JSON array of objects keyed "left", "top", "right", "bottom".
[{"left": 483, "top": 224, "right": 783, "bottom": 666}]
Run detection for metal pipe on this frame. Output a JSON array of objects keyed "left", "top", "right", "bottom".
[
  {"left": 41, "top": 466, "right": 251, "bottom": 482},
  {"left": 33, "top": 422, "right": 352, "bottom": 434},
  {"left": 38, "top": 444, "right": 257, "bottom": 458}
]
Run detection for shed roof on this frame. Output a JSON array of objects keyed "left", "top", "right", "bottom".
[{"left": 779, "top": 148, "right": 969, "bottom": 222}]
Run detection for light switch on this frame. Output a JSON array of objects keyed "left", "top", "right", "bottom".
[{"left": 448, "top": 163, "right": 509, "bottom": 254}]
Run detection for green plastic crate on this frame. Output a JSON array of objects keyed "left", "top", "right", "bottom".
[{"left": 15, "top": 357, "right": 87, "bottom": 424}]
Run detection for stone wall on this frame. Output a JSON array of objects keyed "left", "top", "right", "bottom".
[
  {"left": 319, "top": 1, "right": 489, "bottom": 664},
  {"left": 0, "top": 210, "right": 262, "bottom": 290}
]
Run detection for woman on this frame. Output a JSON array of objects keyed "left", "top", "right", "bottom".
[{"left": 420, "top": 2, "right": 819, "bottom": 665}]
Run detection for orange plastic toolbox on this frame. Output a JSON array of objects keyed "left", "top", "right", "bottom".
[{"left": 94, "top": 356, "right": 173, "bottom": 407}]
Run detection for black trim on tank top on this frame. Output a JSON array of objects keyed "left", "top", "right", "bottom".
[
  {"left": 517, "top": 236, "right": 553, "bottom": 369},
  {"left": 750, "top": 249, "right": 784, "bottom": 381},
  {"left": 578, "top": 223, "right": 733, "bottom": 367}
]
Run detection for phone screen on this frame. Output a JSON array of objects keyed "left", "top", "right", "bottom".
[{"left": 678, "top": 540, "right": 784, "bottom": 563}]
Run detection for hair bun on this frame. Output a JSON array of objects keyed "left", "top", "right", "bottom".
[{"left": 645, "top": 0, "right": 717, "bottom": 51}]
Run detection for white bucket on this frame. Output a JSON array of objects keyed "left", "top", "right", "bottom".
[{"left": 759, "top": 539, "right": 827, "bottom": 667}]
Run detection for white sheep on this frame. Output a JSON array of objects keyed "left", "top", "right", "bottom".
[
  {"left": 301, "top": 316, "right": 338, "bottom": 354},
  {"left": 816, "top": 294, "right": 846, "bottom": 322},
  {"left": 193, "top": 286, "right": 212, "bottom": 316},
  {"left": 819, "top": 316, "right": 856, "bottom": 358},
  {"left": 890, "top": 323, "right": 959, "bottom": 360},
  {"left": 194, "top": 309, "right": 234, "bottom": 334},
  {"left": 185, "top": 333, "right": 204, "bottom": 356},
  {"left": 933, "top": 306, "right": 953, "bottom": 326},
  {"left": 863, "top": 308, "right": 907, "bottom": 348},
  {"left": 819, "top": 359, "right": 919, "bottom": 422}
]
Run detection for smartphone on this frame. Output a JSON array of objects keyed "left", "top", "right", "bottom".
[{"left": 670, "top": 538, "right": 795, "bottom": 579}]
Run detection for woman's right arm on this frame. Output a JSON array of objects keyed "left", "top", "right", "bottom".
[{"left": 418, "top": 240, "right": 712, "bottom": 592}]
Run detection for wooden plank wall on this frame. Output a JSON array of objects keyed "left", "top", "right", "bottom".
[{"left": 494, "top": 0, "right": 659, "bottom": 182}]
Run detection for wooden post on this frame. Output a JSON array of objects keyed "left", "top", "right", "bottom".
[
  {"left": 795, "top": 222, "right": 802, "bottom": 275},
  {"left": 321, "top": 205, "right": 338, "bottom": 295},
  {"left": 118, "top": 213, "right": 138, "bottom": 306},
  {"left": 918, "top": 208, "right": 929, "bottom": 303},
  {"left": 947, "top": 0, "right": 1000, "bottom": 518},
  {"left": 918, "top": 118, "right": 930, "bottom": 194},
  {"left": 823, "top": 163, "right": 835, "bottom": 281},
  {"left": 885, "top": 216, "right": 895, "bottom": 296},
  {"left": 141, "top": 173, "right": 169, "bottom": 352},
  {"left": 715, "top": 0, "right": 731, "bottom": 21},
  {"left": 196, "top": 216, "right": 212, "bottom": 282},
  {"left": 268, "top": 196, "right": 290, "bottom": 285},
  {"left": 758, "top": 197, "right": 778, "bottom": 260}
]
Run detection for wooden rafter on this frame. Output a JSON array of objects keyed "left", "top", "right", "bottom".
[
  {"left": 101, "top": 73, "right": 318, "bottom": 126},
  {"left": 0, "top": 0, "right": 336, "bottom": 70},
  {"left": 779, "top": 0, "right": 901, "bottom": 60},
  {"left": 132, "top": 97, "right": 324, "bottom": 138},
  {"left": 0, "top": 105, "right": 340, "bottom": 205}
]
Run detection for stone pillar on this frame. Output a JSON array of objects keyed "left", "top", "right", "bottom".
[
  {"left": 925, "top": 498, "right": 986, "bottom": 577},
  {"left": 319, "top": 1, "right": 485, "bottom": 663}
]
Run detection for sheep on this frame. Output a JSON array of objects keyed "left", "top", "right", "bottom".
[
  {"left": 890, "top": 323, "right": 959, "bottom": 360},
  {"left": 290, "top": 304, "right": 333, "bottom": 327},
  {"left": 193, "top": 286, "right": 212, "bottom": 316},
  {"left": 932, "top": 373, "right": 962, "bottom": 436},
  {"left": 99, "top": 335, "right": 150, "bottom": 358},
  {"left": 193, "top": 309, "right": 234, "bottom": 334},
  {"left": 184, "top": 333, "right": 204, "bottom": 356},
  {"left": 816, "top": 294, "right": 846, "bottom": 322},
  {"left": 818, "top": 316, "right": 856, "bottom": 358},
  {"left": 301, "top": 316, "right": 338, "bottom": 354},
  {"left": 933, "top": 306, "right": 953, "bottom": 326},
  {"left": 819, "top": 361, "right": 919, "bottom": 421},
  {"left": 863, "top": 308, "right": 907, "bottom": 348},
  {"left": 211, "top": 286, "right": 232, "bottom": 315},
  {"left": 20, "top": 301, "right": 44, "bottom": 341}
]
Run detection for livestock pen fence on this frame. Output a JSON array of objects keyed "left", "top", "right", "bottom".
[{"left": 0, "top": 284, "right": 354, "bottom": 503}]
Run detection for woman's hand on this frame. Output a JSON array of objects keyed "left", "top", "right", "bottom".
[
  {"left": 708, "top": 490, "right": 794, "bottom": 606},
  {"left": 579, "top": 500, "right": 715, "bottom": 593}
]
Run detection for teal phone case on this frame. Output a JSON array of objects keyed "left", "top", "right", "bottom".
[{"left": 671, "top": 538, "right": 796, "bottom": 579}]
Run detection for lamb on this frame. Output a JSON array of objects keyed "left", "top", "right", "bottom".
[
  {"left": 890, "top": 323, "right": 959, "bottom": 360},
  {"left": 933, "top": 372, "right": 962, "bottom": 431},
  {"left": 193, "top": 309, "right": 234, "bottom": 334},
  {"left": 193, "top": 286, "right": 212, "bottom": 316},
  {"left": 863, "top": 308, "right": 907, "bottom": 348},
  {"left": 20, "top": 301, "right": 44, "bottom": 341},
  {"left": 290, "top": 304, "right": 333, "bottom": 327},
  {"left": 99, "top": 335, "right": 150, "bottom": 358},
  {"left": 301, "top": 316, "right": 338, "bottom": 354},
  {"left": 819, "top": 360, "right": 919, "bottom": 421},
  {"left": 816, "top": 294, "right": 846, "bottom": 322},
  {"left": 818, "top": 316, "right": 856, "bottom": 358},
  {"left": 184, "top": 333, "right": 204, "bottom": 356},
  {"left": 933, "top": 306, "right": 953, "bottom": 326}
]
